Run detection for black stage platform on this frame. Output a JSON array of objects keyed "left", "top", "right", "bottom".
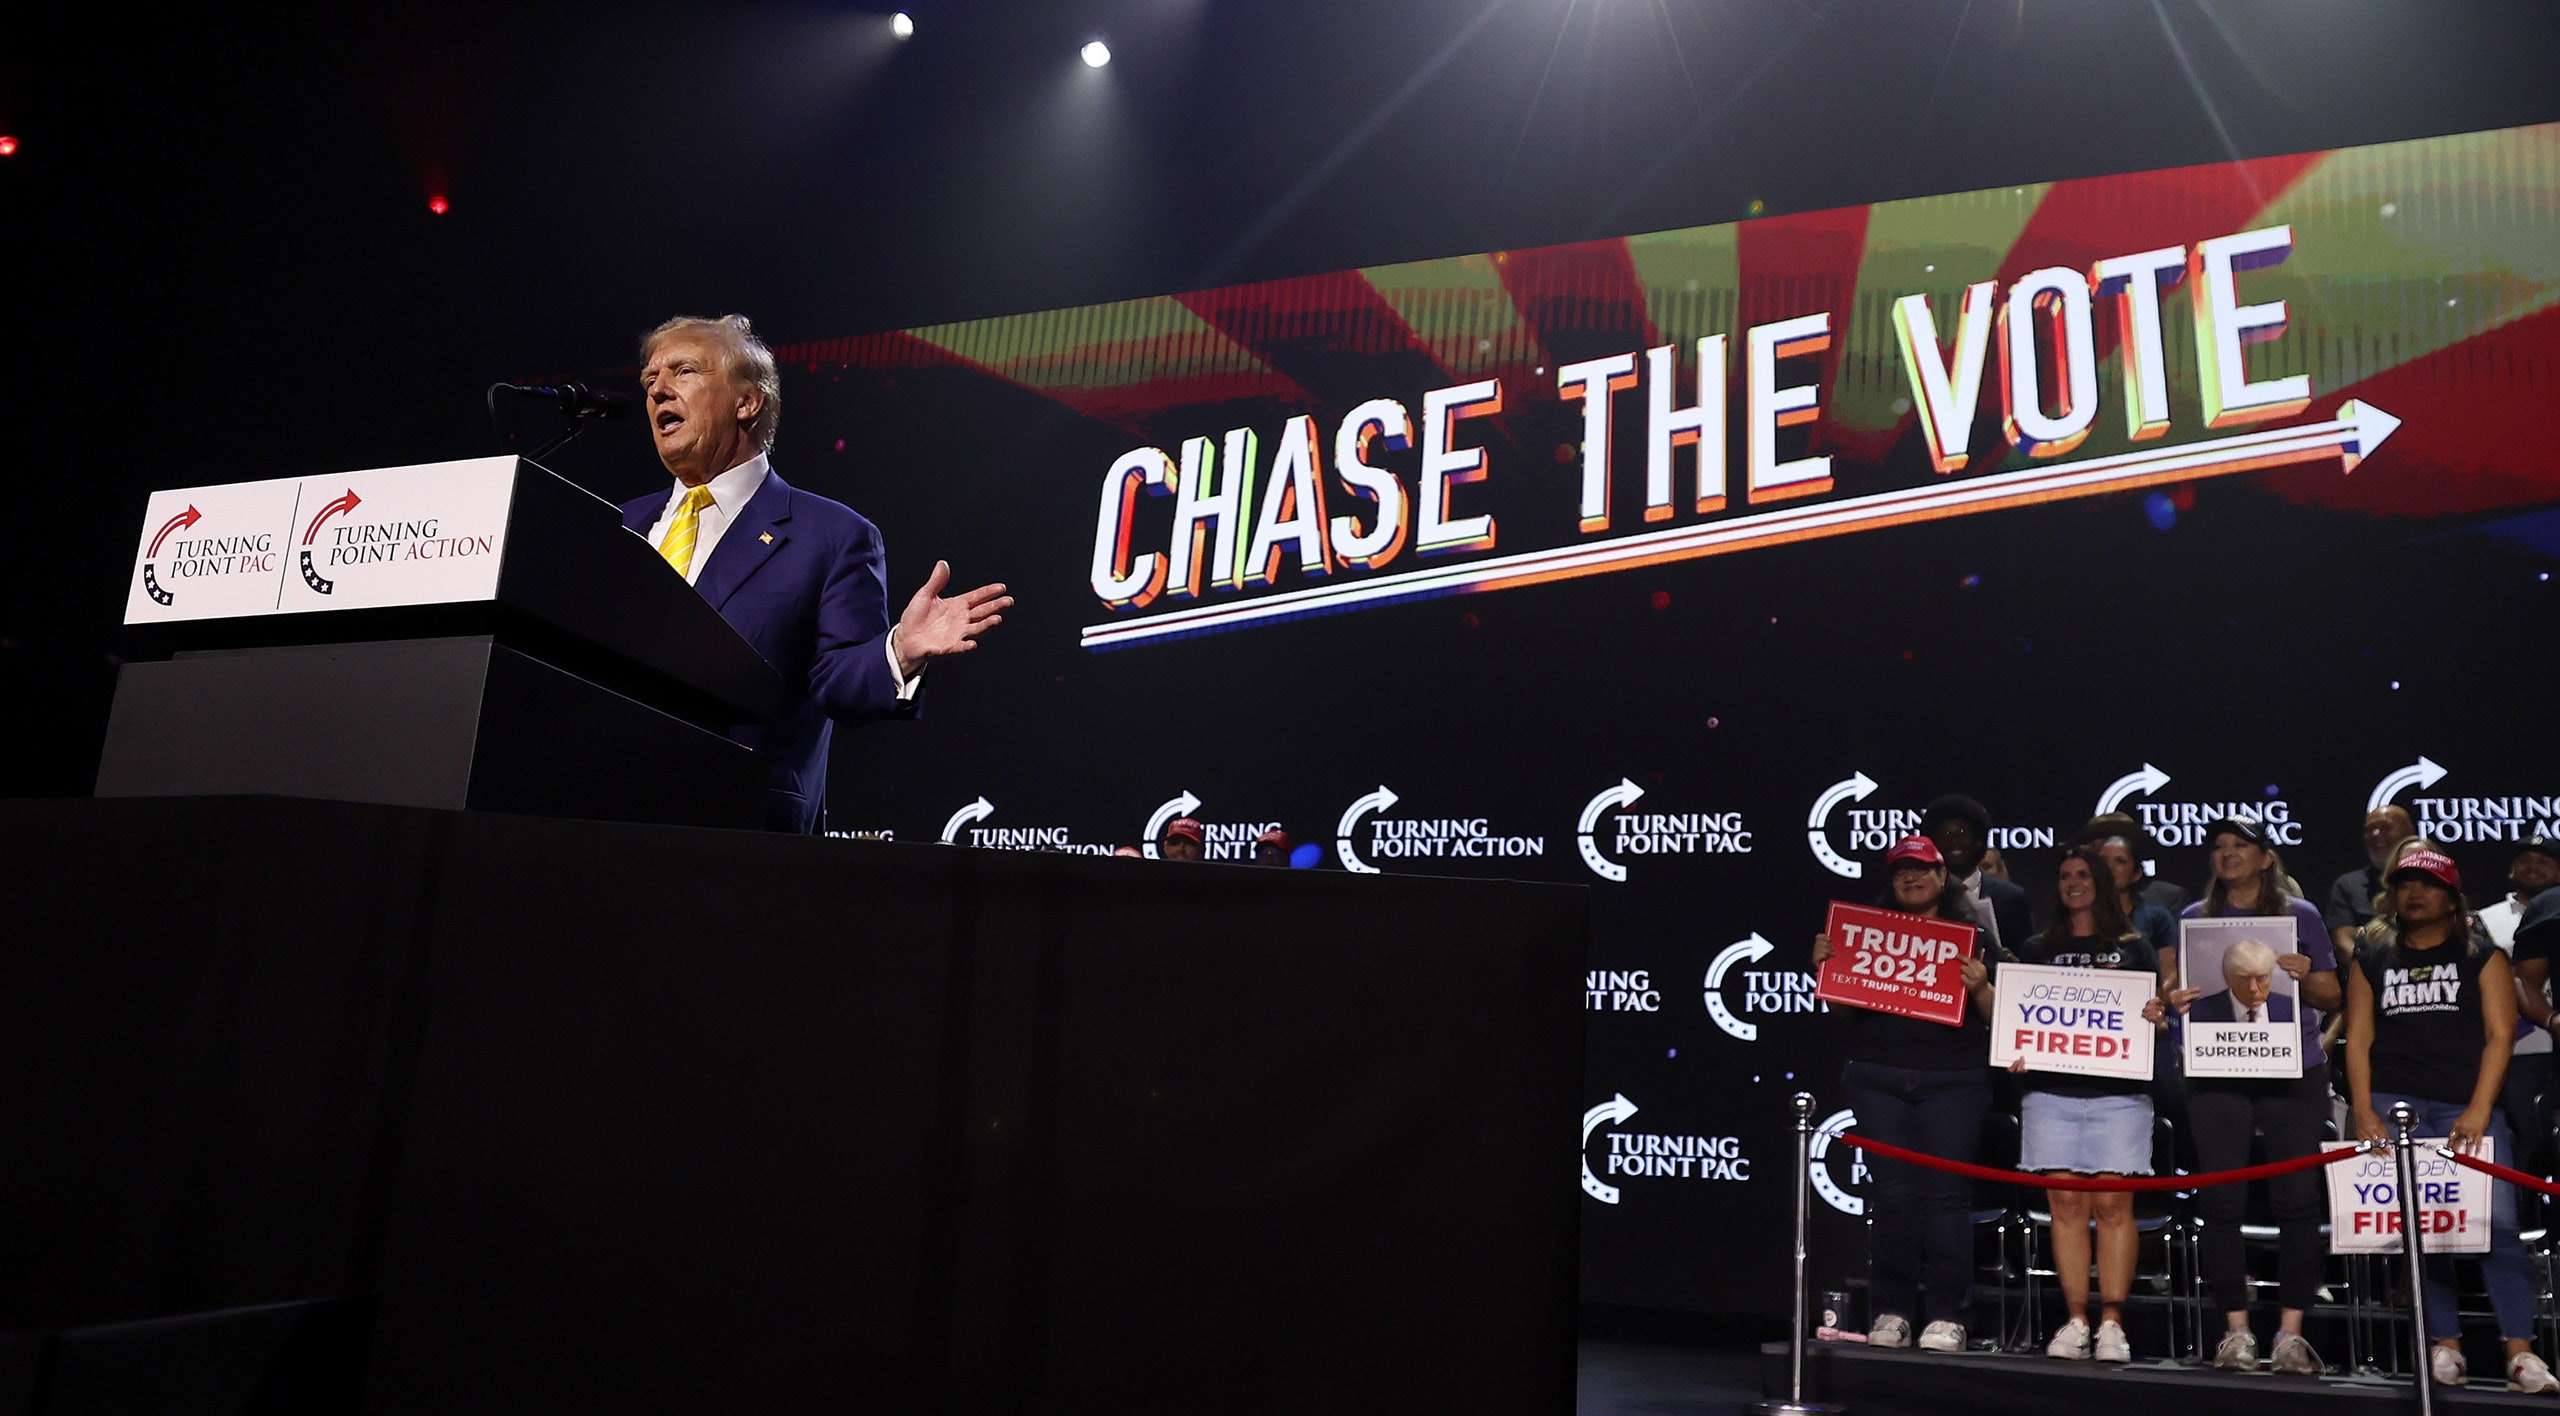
[
  {"left": 1759, "top": 1338, "right": 2554, "bottom": 1416},
  {"left": 0, "top": 795, "right": 1586, "bottom": 1415}
]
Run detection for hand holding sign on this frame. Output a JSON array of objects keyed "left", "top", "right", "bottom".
[{"left": 1814, "top": 904, "right": 1978, "bottom": 1027}]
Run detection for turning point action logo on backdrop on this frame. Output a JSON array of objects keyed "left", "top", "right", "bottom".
[
  {"left": 1334, "top": 784, "right": 1545, "bottom": 874},
  {"left": 2369, "top": 756, "right": 2560, "bottom": 845},
  {"left": 1803, "top": 772, "right": 2051, "bottom": 879},
  {"left": 940, "top": 796, "right": 1115, "bottom": 854},
  {"left": 1083, "top": 222, "right": 2399, "bottom": 652},
  {"left": 1581, "top": 1093, "right": 1752, "bottom": 1204},
  {"left": 1576, "top": 777, "right": 1751, "bottom": 882},
  {"left": 1702, "top": 934, "right": 1824, "bottom": 1042}
]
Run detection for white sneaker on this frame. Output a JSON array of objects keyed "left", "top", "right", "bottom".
[
  {"left": 2211, "top": 1328, "right": 2260, "bottom": 1371},
  {"left": 2511, "top": 1352, "right": 2560, "bottom": 1394},
  {"left": 1918, "top": 1320, "right": 1967, "bottom": 1353},
  {"left": 2046, "top": 1317, "right": 2092, "bottom": 1360},
  {"left": 2094, "top": 1319, "right": 2132, "bottom": 1363},
  {"left": 1868, "top": 1315, "right": 1911, "bottom": 1349},
  {"left": 2269, "top": 1331, "right": 2322, "bottom": 1376},
  {"left": 2433, "top": 1344, "right": 2469, "bottom": 1387}
]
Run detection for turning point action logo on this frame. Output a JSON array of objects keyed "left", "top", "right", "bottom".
[
  {"left": 1576, "top": 777, "right": 1751, "bottom": 882},
  {"left": 940, "top": 796, "right": 1113, "bottom": 854},
  {"left": 1581, "top": 1093, "right": 1751, "bottom": 1204},
  {"left": 1334, "top": 784, "right": 1545, "bottom": 874}
]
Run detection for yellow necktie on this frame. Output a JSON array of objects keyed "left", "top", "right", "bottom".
[{"left": 658, "top": 486, "right": 716, "bottom": 578}]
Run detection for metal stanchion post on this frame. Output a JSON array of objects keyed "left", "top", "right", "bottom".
[
  {"left": 2391, "top": 1100, "right": 2435, "bottom": 1416},
  {"left": 1753, "top": 1092, "right": 1845, "bottom": 1416}
]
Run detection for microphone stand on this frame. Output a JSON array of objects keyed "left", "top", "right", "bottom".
[{"left": 486, "top": 382, "right": 616, "bottom": 464}]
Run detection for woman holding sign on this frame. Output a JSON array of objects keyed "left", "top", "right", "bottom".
[
  {"left": 1812, "top": 836, "right": 1998, "bottom": 1354},
  {"left": 2008, "top": 847, "right": 2169, "bottom": 1363},
  {"left": 2342, "top": 847, "right": 2557, "bottom": 1393},
  {"left": 2171, "top": 818, "right": 2339, "bottom": 1375}
]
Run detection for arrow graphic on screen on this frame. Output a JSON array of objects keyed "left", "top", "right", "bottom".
[
  {"left": 1806, "top": 772, "right": 1878, "bottom": 880},
  {"left": 1705, "top": 933, "right": 1777, "bottom": 1042},
  {"left": 1581, "top": 1093, "right": 1639, "bottom": 1204},
  {"left": 941, "top": 796, "right": 994, "bottom": 843},
  {"left": 1576, "top": 778, "right": 1645, "bottom": 882},
  {"left": 2368, "top": 756, "right": 2448, "bottom": 814},
  {"left": 302, "top": 489, "right": 362, "bottom": 545},
  {"left": 146, "top": 505, "right": 202, "bottom": 559},
  {"left": 1335, "top": 785, "right": 1399, "bottom": 874},
  {"left": 1082, "top": 402, "right": 2403, "bottom": 650},
  {"left": 2096, "top": 763, "right": 2173, "bottom": 816},
  {"left": 1142, "top": 789, "right": 1203, "bottom": 859}
]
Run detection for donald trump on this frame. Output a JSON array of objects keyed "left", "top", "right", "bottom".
[
  {"left": 622, "top": 314, "right": 1010, "bottom": 832},
  {"left": 2189, "top": 940, "right": 2297, "bottom": 1025}
]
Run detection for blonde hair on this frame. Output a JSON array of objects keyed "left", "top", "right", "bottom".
[{"left": 642, "top": 314, "right": 781, "bottom": 452}]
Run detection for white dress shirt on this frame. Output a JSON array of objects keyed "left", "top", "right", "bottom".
[
  {"left": 644, "top": 451, "right": 922, "bottom": 700},
  {"left": 2481, "top": 894, "right": 2553, "bottom": 1055}
]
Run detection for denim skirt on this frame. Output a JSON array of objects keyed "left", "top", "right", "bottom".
[{"left": 2019, "top": 1090, "right": 2154, "bottom": 1175}]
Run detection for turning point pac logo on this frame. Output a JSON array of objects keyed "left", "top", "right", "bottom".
[
  {"left": 1581, "top": 1092, "right": 1751, "bottom": 1204},
  {"left": 1576, "top": 777, "right": 1751, "bottom": 882},
  {"left": 2372, "top": 756, "right": 2560, "bottom": 844}
]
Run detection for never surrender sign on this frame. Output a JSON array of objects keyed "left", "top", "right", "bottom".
[
  {"left": 1816, "top": 903, "right": 1977, "bottom": 1027},
  {"left": 1989, "top": 964, "right": 2156, "bottom": 1081}
]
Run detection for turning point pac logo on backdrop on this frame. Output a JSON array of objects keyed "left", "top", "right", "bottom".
[
  {"left": 2094, "top": 761, "right": 2301, "bottom": 847},
  {"left": 1810, "top": 1110, "right": 1869, "bottom": 1216},
  {"left": 1576, "top": 777, "right": 1751, "bottom": 882},
  {"left": 2369, "top": 756, "right": 2560, "bottom": 844},
  {"left": 1581, "top": 1093, "right": 1752, "bottom": 1204}
]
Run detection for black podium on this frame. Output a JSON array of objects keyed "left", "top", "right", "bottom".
[{"left": 97, "top": 457, "right": 786, "bottom": 829}]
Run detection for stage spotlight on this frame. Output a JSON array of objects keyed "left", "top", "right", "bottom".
[
  {"left": 1081, "top": 40, "right": 1111, "bottom": 68},
  {"left": 0, "top": 136, "right": 17, "bottom": 157},
  {"left": 428, "top": 196, "right": 449, "bottom": 215},
  {"left": 891, "top": 11, "right": 913, "bottom": 38}
]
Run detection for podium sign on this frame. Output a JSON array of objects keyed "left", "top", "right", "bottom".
[{"left": 128, "top": 455, "right": 521, "bottom": 623}]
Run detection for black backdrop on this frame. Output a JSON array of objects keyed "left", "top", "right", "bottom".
[{"left": 10, "top": 0, "right": 2560, "bottom": 1322}]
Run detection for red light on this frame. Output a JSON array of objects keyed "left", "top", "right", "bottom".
[
  {"left": 0, "top": 137, "right": 18, "bottom": 157},
  {"left": 428, "top": 196, "right": 449, "bottom": 215}
]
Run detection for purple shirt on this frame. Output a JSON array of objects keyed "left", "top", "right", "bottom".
[{"left": 2180, "top": 895, "right": 2337, "bottom": 1068}]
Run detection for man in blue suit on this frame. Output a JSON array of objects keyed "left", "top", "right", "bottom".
[
  {"left": 620, "top": 314, "right": 1009, "bottom": 833},
  {"left": 2187, "top": 939, "right": 2297, "bottom": 1024}
]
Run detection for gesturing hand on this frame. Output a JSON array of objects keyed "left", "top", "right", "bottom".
[{"left": 895, "top": 561, "right": 1011, "bottom": 674}]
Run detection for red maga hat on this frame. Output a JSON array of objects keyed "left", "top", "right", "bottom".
[
  {"left": 1162, "top": 817, "right": 1206, "bottom": 843},
  {"left": 2388, "top": 847, "right": 2461, "bottom": 893},
  {"left": 1885, "top": 836, "right": 1945, "bottom": 868}
]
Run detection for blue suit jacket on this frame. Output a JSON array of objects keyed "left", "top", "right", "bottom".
[
  {"left": 2188, "top": 990, "right": 2295, "bottom": 1025},
  {"left": 621, "top": 469, "right": 911, "bottom": 833}
]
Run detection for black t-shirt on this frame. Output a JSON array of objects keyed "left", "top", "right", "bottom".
[
  {"left": 2514, "top": 889, "right": 2560, "bottom": 966},
  {"left": 1838, "top": 1001, "right": 1993, "bottom": 1072},
  {"left": 2359, "top": 931, "right": 2497, "bottom": 1105},
  {"left": 2005, "top": 929, "right": 2158, "bottom": 1098}
]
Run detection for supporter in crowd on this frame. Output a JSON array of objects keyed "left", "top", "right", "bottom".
[
  {"left": 1811, "top": 836, "right": 1998, "bottom": 1354},
  {"left": 1111, "top": 845, "right": 1144, "bottom": 858},
  {"left": 2344, "top": 847, "right": 2558, "bottom": 1393},
  {"left": 2075, "top": 813, "right": 2190, "bottom": 916},
  {"left": 2169, "top": 817, "right": 2339, "bottom": 1375},
  {"left": 2473, "top": 834, "right": 2558, "bottom": 1174},
  {"left": 1252, "top": 828, "right": 1292, "bottom": 866},
  {"left": 1922, "top": 795, "right": 2032, "bottom": 953},
  {"left": 1159, "top": 817, "right": 1205, "bottom": 862},
  {"left": 1980, "top": 848, "right": 2011, "bottom": 883},
  {"left": 2092, "top": 834, "right": 2179, "bottom": 958},
  {"left": 2006, "top": 847, "right": 2169, "bottom": 1363},
  {"left": 2328, "top": 805, "right": 2418, "bottom": 962},
  {"left": 2503, "top": 840, "right": 2560, "bottom": 1129}
]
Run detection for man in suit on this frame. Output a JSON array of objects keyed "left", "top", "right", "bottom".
[
  {"left": 2189, "top": 940, "right": 2297, "bottom": 1024},
  {"left": 1921, "top": 794, "right": 2033, "bottom": 954},
  {"left": 621, "top": 314, "right": 1009, "bottom": 833}
]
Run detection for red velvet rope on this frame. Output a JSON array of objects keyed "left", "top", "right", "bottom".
[
  {"left": 1836, "top": 1130, "right": 2374, "bottom": 1192},
  {"left": 2442, "top": 1146, "right": 2560, "bottom": 1199}
]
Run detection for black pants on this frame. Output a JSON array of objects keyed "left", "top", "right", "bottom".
[
  {"left": 2502, "top": 1051, "right": 2553, "bottom": 1178},
  {"left": 1841, "top": 1059, "right": 1993, "bottom": 1328},
  {"left": 2189, "top": 1069, "right": 2331, "bottom": 1314}
]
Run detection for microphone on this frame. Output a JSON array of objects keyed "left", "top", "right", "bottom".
[{"left": 493, "top": 382, "right": 633, "bottom": 420}]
